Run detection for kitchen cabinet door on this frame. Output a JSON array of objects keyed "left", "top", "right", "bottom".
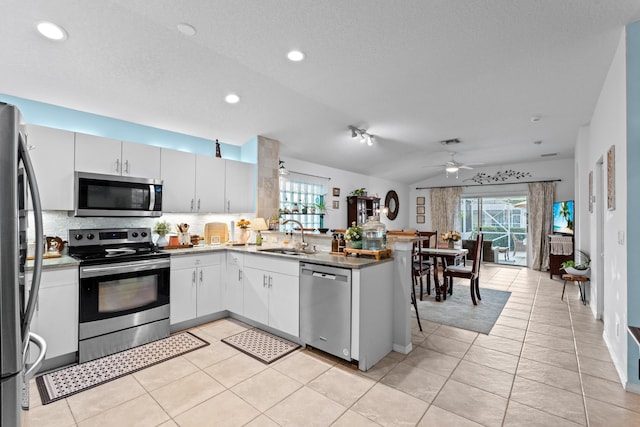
[
  {"left": 24, "top": 125, "right": 75, "bottom": 210},
  {"left": 268, "top": 271, "right": 299, "bottom": 337},
  {"left": 224, "top": 252, "right": 244, "bottom": 315},
  {"left": 121, "top": 141, "right": 161, "bottom": 179},
  {"left": 75, "top": 133, "right": 123, "bottom": 175},
  {"left": 169, "top": 267, "right": 197, "bottom": 325},
  {"left": 225, "top": 159, "right": 255, "bottom": 213},
  {"left": 161, "top": 148, "right": 196, "bottom": 212},
  {"left": 195, "top": 155, "right": 225, "bottom": 213},
  {"left": 196, "top": 263, "right": 222, "bottom": 316},
  {"left": 242, "top": 267, "right": 270, "bottom": 326}
]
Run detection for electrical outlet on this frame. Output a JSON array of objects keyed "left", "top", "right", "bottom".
[{"left": 618, "top": 231, "right": 625, "bottom": 245}]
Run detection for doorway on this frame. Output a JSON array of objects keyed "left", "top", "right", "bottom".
[{"left": 460, "top": 196, "right": 528, "bottom": 266}]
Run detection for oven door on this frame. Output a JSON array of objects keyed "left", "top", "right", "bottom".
[{"left": 79, "top": 258, "right": 170, "bottom": 324}]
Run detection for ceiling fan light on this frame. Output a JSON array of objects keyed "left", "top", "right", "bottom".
[
  {"left": 445, "top": 165, "right": 459, "bottom": 173},
  {"left": 366, "top": 134, "right": 373, "bottom": 146}
]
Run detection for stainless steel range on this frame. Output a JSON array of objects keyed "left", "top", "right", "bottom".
[{"left": 68, "top": 227, "right": 170, "bottom": 363}]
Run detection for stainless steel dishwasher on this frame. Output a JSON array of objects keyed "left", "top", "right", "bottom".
[{"left": 299, "top": 262, "right": 352, "bottom": 361}]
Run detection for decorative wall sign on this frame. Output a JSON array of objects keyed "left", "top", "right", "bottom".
[
  {"left": 588, "top": 171, "right": 593, "bottom": 213},
  {"left": 416, "top": 215, "right": 425, "bottom": 224},
  {"left": 417, "top": 206, "right": 425, "bottom": 214},
  {"left": 416, "top": 196, "right": 425, "bottom": 205},
  {"left": 332, "top": 187, "right": 341, "bottom": 197},
  {"left": 607, "top": 145, "right": 615, "bottom": 210},
  {"left": 464, "top": 170, "right": 532, "bottom": 185}
]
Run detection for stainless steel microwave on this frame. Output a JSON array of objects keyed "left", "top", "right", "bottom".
[{"left": 74, "top": 172, "right": 163, "bottom": 217}]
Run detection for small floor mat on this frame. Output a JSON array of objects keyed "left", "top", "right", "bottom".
[
  {"left": 36, "top": 332, "right": 208, "bottom": 405},
  {"left": 222, "top": 328, "right": 300, "bottom": 364}
]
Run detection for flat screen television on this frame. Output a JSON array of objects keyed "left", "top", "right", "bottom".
[{"left": 553, "top": 200, "right": 574, "bottom": 235}]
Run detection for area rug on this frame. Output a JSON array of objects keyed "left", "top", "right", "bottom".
[
  {"left": 36, "top": 332, "right": 208, "bottom": 405},
  {"left": 414, "top": 284, "right": 511, "bottom": 334},
  {"left": 222, "top": 328, "right": 300, "bottom": 364}
]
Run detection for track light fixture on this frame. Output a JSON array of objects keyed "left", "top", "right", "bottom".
[
  {"left": 349, "top": 126, "right": 374, "bottom": 146},
  {"left": 279, "top": 160, "right": 289, "bottom": 176}
]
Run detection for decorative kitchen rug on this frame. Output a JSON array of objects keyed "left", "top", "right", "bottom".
[
  {"left": 35, "top": 332, "right": 208, "bottom": 405},
  {"left": 414, "top": 284, "right": 511, "bottom": 334},
  {"left": 222, "top": 328, "right": 300, "bottom": 364}
]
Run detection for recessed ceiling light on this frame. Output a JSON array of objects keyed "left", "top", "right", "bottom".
[
  {"left": 224, "top": 93, "right": 240, "bottom": 104},
  {"left": 287, "top": 50, "right": 305, "bottom": 62},
  {"left": 36, "top": 21, "right": 67, "bottom": 41},
  {"left": 534, "top": 140, "right": 543, "bottom": 145},
  {"left": 177, "top": 23, "right": 196, "bottom": 36}
]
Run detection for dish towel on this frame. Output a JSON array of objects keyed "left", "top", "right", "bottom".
[{"left": 550, "top": 235, "right": 573, "bottom": 255}]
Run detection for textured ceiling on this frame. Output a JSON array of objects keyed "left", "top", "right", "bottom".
[{"left": 2, "top": 0, "right": 640, "bottom": 183}]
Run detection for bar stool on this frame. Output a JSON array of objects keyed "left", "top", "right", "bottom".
[{"left": 561, "top": 274, "right": 589, "bottom": 305}]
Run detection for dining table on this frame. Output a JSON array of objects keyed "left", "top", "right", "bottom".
[{"left": 419, "top": 247, "right": 469, "bottom": 301}]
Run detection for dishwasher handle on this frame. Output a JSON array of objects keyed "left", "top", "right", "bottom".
[{"left": 312, "top": 272, "right": 336, "bottom": 280}]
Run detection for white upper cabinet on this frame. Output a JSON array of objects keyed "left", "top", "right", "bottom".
[
  {"left": 24, "top": 125, "right": 75, "bottom": 211},
  {"left": 160, "top": 148, "right": 197, "bottom": 212},
  {"left": 75, "top": 133, "right": 160, "bottom": 179},
  {"left": 195, "top": 155, "right": 225, "bottom": 213},
  {"left": 225, "top": 159, "right": 255, "bottom": 213}
]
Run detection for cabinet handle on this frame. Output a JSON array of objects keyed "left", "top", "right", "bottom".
[
  {"left": 115, "top": 158, "right": 120, "bottom": 173},
  {"left": 199, "top": 269, "right": 203, "bottom": 284},
  {"left": 192, "top": 270, "right": 196, "bottom": 285},
  {"left": 190, "top": 199, "right": 194, "bottom": 212},
  {"left": 269, "top": 275, "right": 273, "bottom": 288},
  {"left": 197, "top": 199, "right": 201, "bottom": 211},
  {"left": 263, "top": 275, "right": 267, "bottom": 288},
  {"left": 124, "top": 159, "right": 129, "bottom": 174},
  {"left": 227, "top": 200, "right": 230, "bottom": 212},
  {"left": 238, "top": 270, "right": 242, "bottom": 281}
]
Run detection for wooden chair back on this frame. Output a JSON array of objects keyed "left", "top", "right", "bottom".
[{"left": 472, "top": 233, "right": 484, "bottom": 276}]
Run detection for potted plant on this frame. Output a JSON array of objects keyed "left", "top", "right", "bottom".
[
  {"left": 153, "top": 221, "right": 171, "bottom": 247},
  {"left": 561, "top": 250, "right": 591, "bottom": 276},
  {"left": 345, "top": 221, "right": 363, "bottom": 249},
  {"left": 315, "top": 200, "right": 326, "bottom": 213},
  {"left": 350, "top": 188, "right": 367, "bottom": 197}
]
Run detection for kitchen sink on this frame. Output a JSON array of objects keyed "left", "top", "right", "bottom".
[{"left": 258, "top": 247, "right": 312, "bottom": 256}]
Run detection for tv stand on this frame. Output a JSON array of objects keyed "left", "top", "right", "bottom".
[{"left": 549, "top": 235, "right": 574, "bottom": 279}]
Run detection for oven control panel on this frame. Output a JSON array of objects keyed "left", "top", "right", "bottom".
[{"left": 69, "top": 228, "right": 152, "bottom": 247}]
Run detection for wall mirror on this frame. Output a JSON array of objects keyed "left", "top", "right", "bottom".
[{"left": 385, "top": 190, "right": 399, "bottom": 220}]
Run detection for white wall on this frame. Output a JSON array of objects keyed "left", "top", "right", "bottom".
[
  {"left": 409, "top": 158, "right": 575, "bottom": 230},
  {"left": 576, "top": 29, "right": 629, "bottom": 386},
  {"left": 281, "top": 156, "right": 410, "bottom": 231}
]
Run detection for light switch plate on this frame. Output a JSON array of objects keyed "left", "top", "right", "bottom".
[{"left": 618, "top": 230, "right": 625, "bottom": 245}]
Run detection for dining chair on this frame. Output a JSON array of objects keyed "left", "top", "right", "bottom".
[
  {"left": 413, "top": 231, "right": 437, "bottom": 299},
  {"left": 512, "top": 232, "right": 526, "bottom": 257},
  {"left": 443, "top": 233, "right": 484, "bottom": 305}
]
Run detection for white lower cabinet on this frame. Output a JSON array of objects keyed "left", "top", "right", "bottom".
[
  {"left": 26, "top": 267, "right": 78, "bottom": 362},
  {"left": 170, "top": 253, "right": 222, "bottom": 325},
  {"left": 242, "top": 255, "right": 299, "bottom": 337},
  {"left": 224, "top": 252, "right": 244, "bottom": 315}
]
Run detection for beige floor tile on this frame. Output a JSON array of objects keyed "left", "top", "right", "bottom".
[
  {"left": 516, "top": 357, "right": 582, "bottom": 394},
  {"left": 243, "top": 414, "right": 280, "bottom": 427},
  {"left": 358, "top": 352, "right": 401, "bottom": 381},
  {"left": 195, "top": 318, "right": 249, "bottom": 341},
  {"left": 581, "top": 374, "right": 640, "bottom": 413},
  {"left": 150, "top": 370, "right": 225, "bottom": 417},
  {"left": 463, "top": 344, "right": 519, "bottom": 374},
  {"left": 271, "top": 351, "right": 334, "bottom": 383},
  {"left": 404, "top": 346, "right": 461, "bottom": 377},
  {"left": 520, "top": 342, "right": 578, "bottom": 372},
  {"left": 352, "top": 382, "right": 428, "bottom": 427},
  {"left": 527, "top": 321, "right": 573, "bottom": 339},
  {"left": 28, "top": 379, "right": 42, "bottom": 409},
  {"left": 509, "top": 376, "right": 585, "bottom": 424},
  {"left": 421, "top": 333, "right": 473, "bottom": 358},
  {"left": 474, "top": 334, "right": 523, "bottom": 356},
  {"left": 174, "top": 390, "right": 260, "bottom": 427},
  {"left": 67, "top": 375, "right": 146, "bottom": 422},
  {"left": 524, "top": 330, "right": 575, "bottom": 354},
  {"left": 181, "top": 339, "right": 240, "bottom": 369},
  {"left": 528, "top": 315, "right": 572, "bottom": 329},
  {"left": 503, "top": 400, "right": 583, "bottom": 426},
  {"left": 504, "top": 301, "right": 532, "bottom": 313},
  {"left": 451, "top": 359, "right": 515, "bottom": 398},
  {"left": 232, "top": 368, "right": 302, "bottom": 412},
  {"left": 495, "top": 316, "right": 529, "bottom": 330},
  {"left": 431, "top": 324, "right": 479, "bottom": 343},
  {"left": 308, "top": 365, "right": 375, "bottom": 406},
  {"left": 433, "top": 379, "right": 508, "bottom": 427},
  {"left": 380, "top": 361, "right": 448, "bottom": 402},
  {"left": 501, "top": 308, "right": 531, "bottom": 320},
  {"left": 24, "top": 399, "right": 76, "bottom": 427},
  {"left": 578, "top": 354, "right": 620, "bottom": 382},
  {"left": 204, "top": 352, "right": 267, "bottom": 388},
  {"left": 133, "top": 355, "right": 198, "bottom": 391},
  {"left": 417, "top": 405, "right": 483, "bottom": 426},
  {"left": 77, "top": 393, "right": 169, "bottom": 427},
  {"left": 586, "top": 397, "right": 640, "bottom": 427},
  {"left": 332, "top": 409, "right": 382, "bottom": 426},
  {"left": 489, "top": 324, "right": 527, "bottom": 342},
  {"left": 266, "top": 386, "right": 346, "bottom": 427},
  {"left": 157, "top": 421, "right": 179, "bottom": 427},
  {"left": 573, "top": 329, "right": 606, "bottom": 347}
]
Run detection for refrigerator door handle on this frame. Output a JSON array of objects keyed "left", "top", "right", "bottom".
[
  {"left": 18, "top": 133, "right": 44, "bottom": 343},
  {"left": 21, "top": 332, "right": 47, "bottom": 410}
]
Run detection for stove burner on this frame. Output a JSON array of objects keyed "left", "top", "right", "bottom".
[{"left": 68, "top": 227, "right": 165, "bottom": 264}]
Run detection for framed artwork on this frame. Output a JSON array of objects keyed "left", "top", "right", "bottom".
[
  {"left": 416, "top": 215, "right": 425, "bottom": 224},
  {"left": 332, "top": 200, "right": 340, "bottom": 209},
  {"left": 588, "top": 171, "right": 593, "bottom": 213},
  {"left": 607, "top": 145, "right": 615, "bottom": 211},
  {"left": 332, "top": 187, "right": 341, "bottom": 197},
  {"left": 416, "top": 206, "right": 425, "bottom": 214},
  {"left": 416, "top": 196, "right": 425, "bottom": 205}
]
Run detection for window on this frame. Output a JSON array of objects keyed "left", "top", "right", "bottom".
[{"left": 279, "top": 178, "right": 325, "bottom": 230}]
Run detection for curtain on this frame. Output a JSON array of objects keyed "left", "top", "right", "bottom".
[
  {"left": 528, "top": 182, "right": 555, "bottom": 270},
  {"left": 429, "top": 187, "right": 461, "bottom": 234}
]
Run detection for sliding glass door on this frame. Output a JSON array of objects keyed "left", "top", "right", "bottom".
[{"left": 460, "top": 196, "right": 527, "bottom": 266}]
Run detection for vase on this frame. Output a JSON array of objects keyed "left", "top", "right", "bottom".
[
  {"left": 347, "top": 240, "right": 363, "bottom": 249},
  {"left": 156, "top": 234, "right": 169, "bottom": 248},
  {"left": 447, "top": 240, "right": 454, "bottom": 249},
  {"left": 239, "top": 228, "right": 249, "bottom": 244}
]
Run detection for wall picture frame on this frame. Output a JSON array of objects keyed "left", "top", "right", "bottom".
[
  {"left": 607, "top": 145, "right": 615, "bottom": 211},
  {"left": 416, "top": 196, "right": 425, "bottom": 205},
  {"left": 332, "top": 200, "right": 340, "bottom": 209},
  {"left": 416, "top": 215, "right": 425, "bottom": 224},
  {"left": 332, "top": 187, "right": 341, "bottom": 197},
  {"left": 416, "top": 205, "right": 425, "bottom": 214},
  {"left": 588, "top": 170, "right": 593, "bottom": 213}
]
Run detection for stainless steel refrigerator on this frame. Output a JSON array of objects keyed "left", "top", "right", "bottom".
[{"left": 0, "top": 102, "right": 47, "bottom": 426}]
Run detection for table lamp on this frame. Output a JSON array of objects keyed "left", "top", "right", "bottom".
[{"left": 249, "top": 217, "right": 269, "bottom": 245}]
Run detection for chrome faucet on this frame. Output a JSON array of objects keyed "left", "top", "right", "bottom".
[{"left": 282, "top": 219, "right": 308, "bottom": 250}]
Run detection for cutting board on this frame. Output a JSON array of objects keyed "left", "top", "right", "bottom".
[{"left": 204, "top": 222, "right": 229, "bottom": 244}]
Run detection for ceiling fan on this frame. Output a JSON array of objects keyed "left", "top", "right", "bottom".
[{"left": 426, "top": 152, "right": 483, "bottom": 178}]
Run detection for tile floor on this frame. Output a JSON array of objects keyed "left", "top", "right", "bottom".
[{"left": 25, "top": 265, "right": 640, "bottom": 426}]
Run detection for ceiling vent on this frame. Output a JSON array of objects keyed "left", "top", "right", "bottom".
[
  {"left": 440, "top": 138, "right": 461, "bottom": 145},
  {"left": 540, "top": 153, "right": 558, "bottom": 157}
]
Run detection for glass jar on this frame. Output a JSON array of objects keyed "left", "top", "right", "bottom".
[{"left": 362, "top": 216, "right": 386, "bottom": 250}]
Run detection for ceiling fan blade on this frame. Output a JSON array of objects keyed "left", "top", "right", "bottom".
[{"left": 459, "top": 165, "right": 474, "bottom": 170}]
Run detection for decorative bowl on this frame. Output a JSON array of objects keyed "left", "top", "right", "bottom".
[
  {"left": 317, "top": 228, "right": 330, "bottom": 234},
  {"left": 564, "top": 267, "right": 590, "bottom": 277}
]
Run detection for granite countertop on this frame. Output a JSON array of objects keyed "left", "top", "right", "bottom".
[{"left": 25, "top": 255, "right": 79, "bottom": 270}]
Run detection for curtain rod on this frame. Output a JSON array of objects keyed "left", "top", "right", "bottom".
[
  {"left": 288, "top": 170, "right": 331, "bottom": 181},
  {"left": 415, "top": 179, "right": 561, "bottom": 190}
]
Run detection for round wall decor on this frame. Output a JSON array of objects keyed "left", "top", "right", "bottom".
[{"left": 385, "top": 190, "right": 399, "bottom": 220}]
